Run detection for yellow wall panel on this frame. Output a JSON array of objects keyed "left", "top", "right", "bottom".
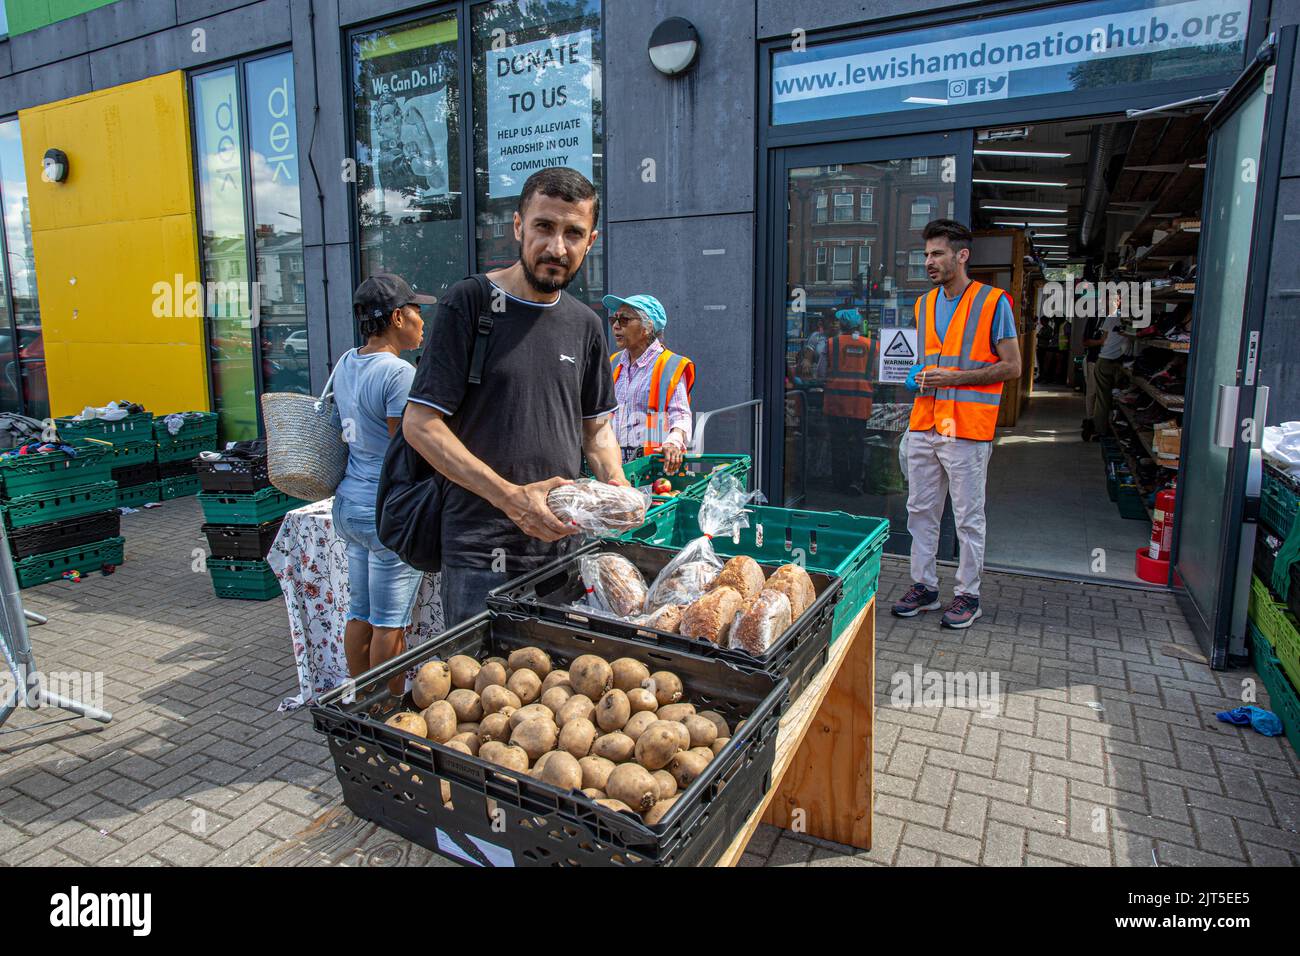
[{"left": 19, "top": 71, "right": 209, "bottom": 417}]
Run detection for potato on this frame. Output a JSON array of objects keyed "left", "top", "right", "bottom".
[
  {"left": 508, "top": 703, "right": 554, "bottom": 729},
  {"left": 668, "top": 750, "right": 709, "bottom": 789},
  {"left": 456, "top": 722, "right": 480, "bottom": 737},
  {"left": 537, "top": 750, "right": 582, "bottom": 790},
  {"left": 420, "top": 700, "right": 457, "bottom": 743},
  {"left": 711, "top": 736, "right": 730, "bottom": 755},
  {"left": 448, "top": 731, "right": 480, "bottom": 756},
  {"left": 532, "top": 751, "right": 555, "bottom": 774},
  {"left": 657, "top": 703, "right": 696, "bottom": 723},
  {"left": 595, "top": 798, "right": 634, "bottom": 814},
  {"left": 579, "top": 755, "right": 616, "bottom": 791},
  {"left": 606, "top": 763, "right": 658, "bottom": 812},
  {"left": 507, "top": 668, "right": 542, "bottom": 705},
  {"left": 385, "top": 712, "right": 427, "bottom": 737},
  {"left": 507, "top": 646, "right": 552, "bottom": 678},
  {"left": 539, "top": 685, "right": 573, "bottom": 716},
  {"left": 626, "top": 687, "right": 658, "bottom": 714},
  {"left": 696, "top": 710, "right": 730, "bottom": 739},
  {"left": 634, "top": 720, "right": 681, "bottom": 771},
  {"left": 652, "top": 769, "right": 677, "bottom": 801},
  {"left": 591, "top": 732, "right": 635, "bottom": 763},
  {"left": 689, "top": 746, "right": 715, "bottom": 762},
  {"left": 557, "top": 717, "right": 597, "bottom": 759},
  {"left": 474, "top": 661, "right": 508, "bottom": 694},
  {"left": 622, "top": 710, "right": 657, "bottom": 742},
  {"left": 446, "top": 689, "right": 483, "bottom": 724},
  {"left": 448, "top": 655, "right": 480, "bottom": 691},
  {"left": 595, "top": 689, "right": 631, "bottom": 733},
  {"left": 443, "top": 739, "right": 473, "bottom": 756},
  {"left": 478, "top": 712, "right": 512, "bottom": 743},
  {"left": 541, "top": 670, "right": 572, "bottom": 694},
  {"left": 480, "top": 741, "right": 529, "bottom": 772},
  {"left": 643, "top": 796, "right": 678, "bottom": 825},
  {"left": 511, "top": 717, "right": 558, "bottom": 762},
  {"left": 556, "top": 694, "right": 595, "bottom": 728},
  {"left": 412, "top": 661, "right": 451, "bottom": 709},
  {"left": 481, "top": 684, "right": 522, "bottom": 715},
  {"left": 610, "top": 657, "right": 651, "bottom": 692},
  {"left": 668, "top": 722, "right": 690, "bottom": 752},
  {"left": 683, "top": 714, "right": 718, "bottom": 749},
  {"left": 581, "top": 787, "right": 605, "bottom": 800},
  {"left": 644, "top": 671, "right": 683, "bottom": 706},
  {"left": 570, "top": 654, "right": 613, "bottom": 700}
]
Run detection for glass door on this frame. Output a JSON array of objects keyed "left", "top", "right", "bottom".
[
  {"left": 1173, "top": 28, "right": 1294, "bottom": 666},
  {"left": 773, "top": 132, "right": 971, "bottom": 557}
]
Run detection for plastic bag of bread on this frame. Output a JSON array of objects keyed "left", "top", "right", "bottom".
[
  {"left": 730, "top": 588, "right": 793, "bottom": 657},
  {"left": 764, "top": 563, "right": 817, "bottom": 619},
  {"left": 629, "top": 603, "right": 686, "bottom": 634},
  {"left": 709, "top": 555, "right": 767, "bottom": 607},
  {"left": 580, "top": 552, "right": 647, "bottom": 618},
  {"left": 547, "top": 479, "right": 649, "bottom": 535},
  {"left": 680, "top": 586, "right": 746, "bottom": 645}
]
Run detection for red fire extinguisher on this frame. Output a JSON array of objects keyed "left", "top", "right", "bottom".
[{"left": 1149, "top": 487, "right": 1177, "bottom": 560}]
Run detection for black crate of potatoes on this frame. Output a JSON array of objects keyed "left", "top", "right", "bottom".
[
  {"left": 312, "top": 611, "right": 787, "bottom": 867},
  {"left": 202, "top": 520, "right": 283, "bottom": 560},
  {"left": 7, "top": 510, "right": 122, "bottom": 559}
]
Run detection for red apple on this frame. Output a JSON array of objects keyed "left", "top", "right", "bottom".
[{"left": 652, "top": 478, "right": 673, "bottom": 495}]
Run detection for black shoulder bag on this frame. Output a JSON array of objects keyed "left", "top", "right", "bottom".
[{"left": 375, "top": 274, "right": 494, "bottom": 572}]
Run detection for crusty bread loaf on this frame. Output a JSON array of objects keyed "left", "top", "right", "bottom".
[
  {"left": 731, "top": 589, "right": 793, "bottom": 657},
  {"left": 680, "top": 586, "right": 745, "bottom": 645},
  {"left": 647, "top": 560, "right": 718, "bottom": 609},
  {"left": 708, "top": 555, "right": 766, "bottom": 606},
  {"left": 547, "top": 480, "right": 647, "bottom": 533},
  {"left": 632, "top": 603, "right": 685, "bottom": 633},
  {"left": 584, "top": 553, "right": 647, "bottom": 617},
  {"left": 765, "top": 564, "right": 816, "bottom": 619}
]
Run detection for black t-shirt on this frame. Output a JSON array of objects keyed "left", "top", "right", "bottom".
[{"left": 407, "top": 276, "right": 617, "bottom": 571}]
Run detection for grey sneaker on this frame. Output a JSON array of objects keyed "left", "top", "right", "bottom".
[
  {"left": 941, "top": 595, "right": 982, "bottom": 629},
  {"left": 892, "top": 583, "right": 941, "bottom": 618}
]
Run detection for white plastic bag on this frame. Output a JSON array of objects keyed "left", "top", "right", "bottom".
[
  {"left": 1263, "top": 423, "right": 1300, "bottom": 476},
  {"left": 547, "top": 479, "right": 650, "bottom": 535},
  {"left": 579, "top": 552, "right": 647, "bottom": 618}
]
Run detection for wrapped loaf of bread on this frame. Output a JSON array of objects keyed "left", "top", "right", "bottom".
[
  {"left": 630, "top": 603, "right": 685, "bottom": 634},
  {"left": 547, "top": 480, "right": 647, "bottom": 534},
  {"left": 646, "top": 559, "right": 718, "bottom": 610},
  {"left": 580, "top": 552, "right": 647, "bottom": 618},
  {"left": 731, "top": 588, "right": 793, "bottom": 657},
  {"left": 708, "top": 555, "right": 767, "bottom": 606},
  {"left": 680, "top": 586, "right": 745, "bottom": 645},
  {"left": 764, "top": 564, "right": 816, "bottom": 619}
]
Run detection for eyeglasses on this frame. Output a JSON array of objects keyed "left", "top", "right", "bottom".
[{"left": 609, "top": 314, "right": 638, "bottom": 326}]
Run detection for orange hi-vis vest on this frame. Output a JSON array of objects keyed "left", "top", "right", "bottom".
[
  {"left": 908, "top": 281, "right": 1008, "bottom": 442},
  {"left": 610, "top": 347, "right": 696, "bottom": 456},
  {"left": 823, "top": 333, "right": 874, "bottom": 419}
]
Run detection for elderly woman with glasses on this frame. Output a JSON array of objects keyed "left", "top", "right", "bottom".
[{"left": 603, "top": 293, "right": 695, "bottom": 472}]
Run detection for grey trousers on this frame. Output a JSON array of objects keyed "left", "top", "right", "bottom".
[{"left": 905, "top": 428, "right": 993, "bottom": 598}]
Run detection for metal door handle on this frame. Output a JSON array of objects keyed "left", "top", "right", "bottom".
[{"left": 1214, "top": 384, "right": 1239, "bottom": 448}]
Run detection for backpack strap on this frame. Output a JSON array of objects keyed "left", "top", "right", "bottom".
[{"left": 466, "top": 274, "right": 494, "bottom": 386}]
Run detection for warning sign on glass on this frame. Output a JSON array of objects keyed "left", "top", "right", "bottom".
[{"left": 877, "top": 327, "right": 918, "bottom": 383}]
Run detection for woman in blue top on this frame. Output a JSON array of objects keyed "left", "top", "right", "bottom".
[{"left": 330, "top": 273, "right": 430, "bottom": 694}]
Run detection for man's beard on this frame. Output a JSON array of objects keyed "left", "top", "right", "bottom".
[{"left": 522, "top": 252, "right": 577, "bottom": 293}]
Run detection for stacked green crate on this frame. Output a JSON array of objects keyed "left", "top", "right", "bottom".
[
  {"left": 57, "top": 412, "right": 160, "bottom": 505},
  {"left": 198, "top": 486, "right": 306, "bottom": 599},
  {"left": 154, "top": 412, "right": 219, "bottom": 499},
  {"left": 0, "top": 440, "right": 124, "bottom": 587}
]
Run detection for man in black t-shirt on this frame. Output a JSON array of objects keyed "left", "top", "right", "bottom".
[{"left": 402, "top": 167, "right": 626, "bottom": 625}]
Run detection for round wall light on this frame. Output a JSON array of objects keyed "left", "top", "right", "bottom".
[
  {"left": 648, "top": 17, "right": 700, "bottom": 76},
  {"left": 42, "top": 148, "right": 69, "bottom": 184}
]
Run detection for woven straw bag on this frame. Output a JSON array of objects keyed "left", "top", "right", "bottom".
[{"left": 261, "top": 366, "right": 348, "bottom": 502}]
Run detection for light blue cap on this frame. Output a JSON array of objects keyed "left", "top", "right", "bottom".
[
  {"left": 835, "top": 308, "right": 861, "bottom": 328},
  {"left": 603, "top": 293, "right": 668, "bottom": 332}
]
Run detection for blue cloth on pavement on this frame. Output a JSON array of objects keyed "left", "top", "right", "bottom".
[
  {"left": 905, "top": 363, "right": 923, "bottom": 393},
  {"left": 1215, "top": 705, "right": 1283, "bottom": 736}
]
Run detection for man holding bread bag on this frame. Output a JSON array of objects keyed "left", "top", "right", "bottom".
[{"left": 401, "top": 168, "right": 628, "bottom": 625}]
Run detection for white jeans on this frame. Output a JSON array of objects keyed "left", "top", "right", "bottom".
[{"left": 905, "top": 428, "right": 993, "bottom": 598}]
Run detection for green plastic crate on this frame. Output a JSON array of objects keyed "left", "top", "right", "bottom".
[
  {"left": 1261, "top": 465, "right": 1299, "bottom": 539},
  {"left": 198, "top": 486, "right": 307, "bottom": 525},
  {"left": 153, "top": 411, "right": 218, "bottom": 442},
  {"left": 1250, "top": 623, "right": 1300, "bottom": 758},
  {"left": 1249, "top": 575, "right": 1300, "bottom": 693},
  {"left": 622, "top": 497, "right": 889, "bottom": 641},
  {"left": 14, "top": 536, "right": 125, "bottom": 588},
  {"left": 160, "top": 474, "right": 202, "bottom": 499},
  {"left": 155, "top": 433, "right": 216, "bottom": 465},
  {"left": 110, "top": 440, "right": 158, "bottom": 469},
  {"left": 55, "top": 411, "right": 154, "bottom": 447},
  {"left": 116, "top": 481, "right": 160, "bottom": 508},
  {"left": 0, "top": 440, "right": 113, "bottom": 498},
  {"left": 1, "top": 481, "right": 119, "bottom": 529},
  {"left": 622, "top": 453, "right": 751, "bottom": 511},
  {"left": 208, "top": 558, "right": 280, "bottom": 600}
]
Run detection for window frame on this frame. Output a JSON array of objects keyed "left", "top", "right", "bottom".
[{"left": 0, "top": 115, "right": 27, "bottom": 417}]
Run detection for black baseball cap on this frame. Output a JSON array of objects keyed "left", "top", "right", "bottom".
[{"left": 352, "top": 273, "right": 436, "bottom": 320}]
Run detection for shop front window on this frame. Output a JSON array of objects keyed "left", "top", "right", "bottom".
[
  {"left": 0, "top": 120, "right": 46, "bottom": 418},
  {"left": 471, "top": 0, "right": 604, "bottom": 309}
]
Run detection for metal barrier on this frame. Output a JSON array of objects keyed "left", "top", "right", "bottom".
[{"left": 690, "top": 399, "right": 762, "bottom": 492}]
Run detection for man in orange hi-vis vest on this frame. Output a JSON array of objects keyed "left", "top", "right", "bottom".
[
  {"left": 823, "top": 308, "right": 873, "bottom": 494},
  {"left": 892, "top": 220, "right": 1021, "bottom": 630}
]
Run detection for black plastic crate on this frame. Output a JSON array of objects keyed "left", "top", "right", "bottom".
[
  {"left": 111, "top": 461, "right": 158, "bottom": 488},
  {"left": 194, "top": 454, "right": 270, "bottom": 493},
  {"left": 6, "top": 509, "right": 122, "bottom": 559},
  {"left": 202, "top": 520, "right": 283, "bottom": 560},
  {"left": 157, "top": 458, "right": 197, "bottom": 480},
  {"left": 312, "top": 610, "right": 786, "bottom": 867},
  {"left": 488, "top": 539, "right": 840, "bottom": 705}
]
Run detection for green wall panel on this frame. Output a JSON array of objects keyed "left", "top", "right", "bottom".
[{"left": 6, "top": 0, "right": 120, "bottom": 36}]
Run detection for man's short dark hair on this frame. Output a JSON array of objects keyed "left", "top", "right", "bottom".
[
  {"left": 922, "top": 218, "right": 973, "bottom": 253},
  {"left": 517, "top": 167, "right": 599, "bottom": 229}
]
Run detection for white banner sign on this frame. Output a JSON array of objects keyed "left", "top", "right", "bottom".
[{"left": 878, "top": 327, "right": 918, "bottom": 383}]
